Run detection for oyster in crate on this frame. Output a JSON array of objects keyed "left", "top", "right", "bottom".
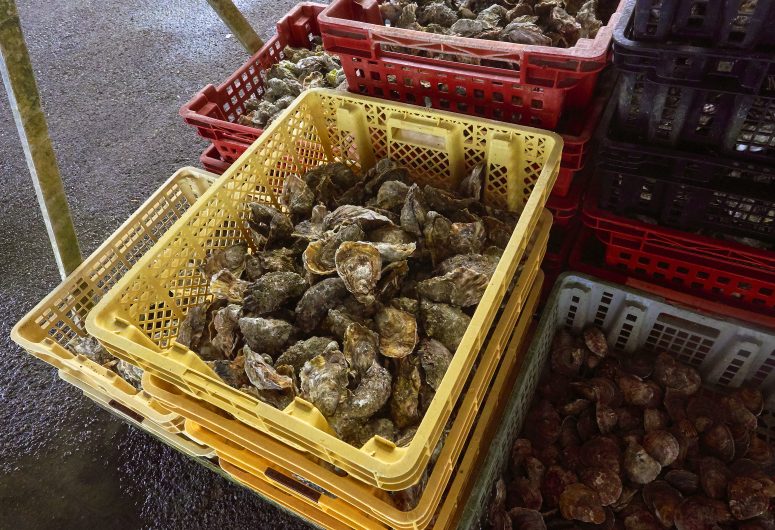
[
  {"left": 299, "top": 347, "right": 349, "bottom": 417},
  {"left": 335, "top": 241, "right": 382, "bottom": 304}
]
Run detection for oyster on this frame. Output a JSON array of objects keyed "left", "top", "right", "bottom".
[
  {"left": 203, "top": 243, "right": 247, "bottom": 277},
  {"left": 371, "top": 180, "right": 410, "bottom": 212},
  {"left": 249, "top": 202, "right": 293, "bottom": 249},
  {"left": 420, "top": 300, "right": 471, "bottom": 352},
  {"left": 500, "top": 19, "right": 553, "bottom": 44},
  {"left": 335, "top": 241, "right": 382, "bottom": 304},
  {"left": 69, "top": 335, "right": 112, "bottom": 365},
  {"left": 337, "top": 361, "right": 392, "bottom": 421},
  {"left": 116, "top": 360, "right": 143, "bottom": 389},
  {"left": 376, "top": 260, "right": 410, "bottom": 301},
  {"left": 371, "top": 242, "right": 416, "bottom": 263},
  {"left": 210, "top": 269, "right": 249, "bottom": 304},
  {"left": 207, "top": 356, "right": 249, "bottom": 388},
  {"left": 324, "top": 205, "right": 392, "bottom": 232},
  {"left": 243, "top": 345, "right": 293, "bottom": 392},
  {"left": 294, "top": 277, "right": 350, "bottom": 333},
  {"left": 375, "top": 306, "right": 419, "bottom": 358},
  {"left": 243, "top": 271, "right": 307, "bottom": 315},
  {"left": 400, "top": 184, "right": 428, "bottom": 236},
  {"left": 369, "top": 224, "right": 416, "bottom": 245},
  {"left": 343, "top": 323, "right": 379, "bottom": 382},
  {"left": 299, "top": 347, "right": 349, "bottom": 417},
  {"left": 422, "top": 185, "right": 478, "bottom": 215},
  {"left": 281, "top": 174, "right": 315, "bottom": 221},
  {"left": 238, "top": 317, "right": 295, "bottom": 356},
  {"left": 423, "top": 211, "right": 485, "bottom": 265},
  {"left": 245, "top": 248, "right": 299, "bottom": 280},
  {"left": 416, "top": 253, "right": 496, "bottom": 307},
  {"left": 353, "top": 417, "right": 396, "bottom": 447},
  {"left": 275, "top": 336, "right": 339, "bottom": 372},
  {"left": 418, "top": 338, "right": 453, "bottom": 390},
  {"left": 390, "top": 355, "right": 422, "bottom": 429},
  {"left": 210, "top": 303, "right": 242, "bottom": 358},
  {"left": 303, "top": 223, "right": 366, "bottom": 276}
]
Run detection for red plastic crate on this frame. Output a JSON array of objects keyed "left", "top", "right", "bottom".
[
  {"left": 318, "top": 0, "right": 627, "bottom": 90},
  {"left": 578, "top": 187, "right": 775, "bottom": 327},
  {"left": 569, "top": 226, "right": 775, "bottom": 329},
  {"left": 547, "top": 166, "right": 587, "bottom": 226},
  {"left": 199, "top": 144, "right": 231, "bottom": 175},
  {"left": 180, "top": 3, "right": 327, "bottom": 161}
]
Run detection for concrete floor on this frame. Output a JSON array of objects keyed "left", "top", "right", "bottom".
[{"left": 0, "top": 1, "right": 317, "bottom": 528}]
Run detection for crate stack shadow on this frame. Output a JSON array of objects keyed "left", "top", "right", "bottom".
[{"left": 571, "top": 0, "right": 775, "bottom": 329}]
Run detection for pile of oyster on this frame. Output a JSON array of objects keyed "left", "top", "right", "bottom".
[
  {"left": 237, "top": 43, "right": 346, "bottom": 129},
  {"left": 69, "top": 335, "right": 144, "bottom": 389},
  {"left": 178, "top": 158, "right": 521, "bottom": 449},
  {"left": 379, "top": 0, "right": 617, "bottom": 48},
  {"left": 489, "top": 326, "right": 775, "bottom": 529}
]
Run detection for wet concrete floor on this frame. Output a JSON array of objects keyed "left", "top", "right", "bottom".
[{"left": 0, "top": 1, "right": 317, "bottom": 527}]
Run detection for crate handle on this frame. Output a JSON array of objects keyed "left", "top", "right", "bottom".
[
  {"left": 265, "top": 467, "right": 323, "bottom": 503},
  {"left": 386, "top": 115, "right": 464, "bottom": 185},
  {"left": 336, "top": 104, "right": 376, "bottom": 171}
]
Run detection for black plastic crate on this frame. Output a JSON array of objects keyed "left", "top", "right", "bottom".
[
  {"left": 597, "top": 84, "right": 775, "bottom": 243},
  {"left": 613, "top": 70, "right": 775, "bottom": 163},
  {"left": 632, "top": 0, "right": 775, "bottom": 48},
  {"left": 614, "top": 0, "right": 775, "bottom": 95}
]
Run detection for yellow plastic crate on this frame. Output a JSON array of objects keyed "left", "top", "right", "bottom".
[
  {"left": 144, "top": 264, "right": 545, "bottom": 530},
  {"left": 185, "top": 271, "right": 543, "bottom": 530},
  {"left": 58, "top": 367, "right": 215, "bottom": 459},
  {"left": 11, "top": 168, "right": 216, "bottom": 434},
  {"left": 86, "top": 88, "right": 562, "bottom": 490}
]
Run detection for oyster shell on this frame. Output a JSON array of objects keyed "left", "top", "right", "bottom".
[
  {"left": 275, "top": 336, "right": 339, "bottom": 372},
  {"left": 243, "top": 345, "right": 293, "bottom": 392},
  {"left": 416, "top": 253, "right": 497, "bottom": 307},
  {"left": 303, "top": 223, "right": 366, "bottom": 276},
  {"left": 458, "top": 162, "right": 484, "bottom": 200},
  {"left": 238, "top": 317, "right": 295, "bottom": 356},
  {"left": 336, "top": 361, "right": 392, "bottom": 421},
  {"left": 418, "top": 338, "right": 453, "bottom": 390},
  {"left": 371, "top": 180, "right": 410, "bottom": 212},
  {"left": 353, "top": 417, "right": 396, "bottom": 447},
  {"left": 249, "top": 202, "right": 293, "bottom": 249},
  {"left": 324, "top": 205, "right": 393, "bottom": 232},
  {"left": 420, "top": 300, "right": 471, "bottom": 352},
  {"left": 281, "top": 174, "right": 315, "bottom": 221},
  {"left": 371, "top": 241, "right": 416, "bottom": 263},
  {"left": 207, "top": 356, "right": 249, "bottom": 388},
  {"left": 390, "top": 355, "right": 422, "bottom": 429},
  {"left": 335, "top": 241, "right": 382, "bottom": 304},
  {"left": 368, "top": 224, "right": 416, "bottom": 245},
  {"left": 294, "top": 277, "right": 350, "bottom": 333},
  {"left": 299, "top": 347, "right": 349, "bottom": 417},
  {"left": 243, "top": 271, "right": 307, "bottom": 315},
  {"left": 69, "top": 335, "right": 112, "bottom": 365},
  {"left": 343, "top": 323, "right": 379, "bottom": 382},
  {"left": 210, "top": 303, "right": 242, "bottom": 358},
  {"left": 375, "top": 306, "right": 418, "bottom": 358},
  {"left": 376, "top": 260, "right": 410, "bottom": 301},
  {"left": 399, "top": 184, "right": 428, "bottom": 236},
  {"left": 245, "top": 248, "right": 299, "bottom": 280},
  {"left": 422, "top": 185, "right": 478, "bottom": 215},
  {"left": 210, "top": 269, "right": 249, "bottom": 303},
  {"left": 423, "top": 211, "right": 485, "bottom": 266},
  {"left": 116, "top": 360, "right": 143, "bottom": 389},
  {"left": 203, "top": 243, "right": 247, "bottom": 277}
]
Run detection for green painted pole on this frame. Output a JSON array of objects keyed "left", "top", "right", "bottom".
[
  {"left": 206, "top": 0, "right": 264, "bottom": 54},
  {"left": 0, "top": 0, "right": 82, "bottom": 278}
]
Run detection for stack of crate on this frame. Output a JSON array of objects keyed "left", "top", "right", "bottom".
[{"left": 573, "top": 0, "right": 775, "bottom": 328}]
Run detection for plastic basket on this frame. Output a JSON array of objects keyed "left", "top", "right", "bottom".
[
  {"left": 180, "top": 3, "right": 327, "bottom": 161},
  {"left": 614, "top": 0, "right": 775, "bottom": 94},
  {"left": 58, "top": 367, "right": 215, "bottom": 459},
  {"left": 200, "top": 143, "right": 232, "bottom": 175},
  {"left": 581, "top": 188, "right": 775, "bottom": 327},
  {"left": 610, "top": 69, "right": 775, "bottom": 164},
  {"left": 546, "top": 165, "right": 587, "bottom": 228},
  {"left": 630, "top": 0, "right": 775, "bottom": 48},
  {"left": 458, "top": 272, "right": 775, "bottom": 529},
  {"left": 146, "top": 271, "right": 544, "bottom": 530},
  {"left": 568, "top": 225, "right": 775, "bottom": 328},
  {"left": 86, "top": 88, "right": 561, "bottom": 491},
  {"left": 11, "top": 168, "right": 216, "bottom": 434},
  {"left": 318, "top": 0, "right": 626, "bottom": 92}
]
